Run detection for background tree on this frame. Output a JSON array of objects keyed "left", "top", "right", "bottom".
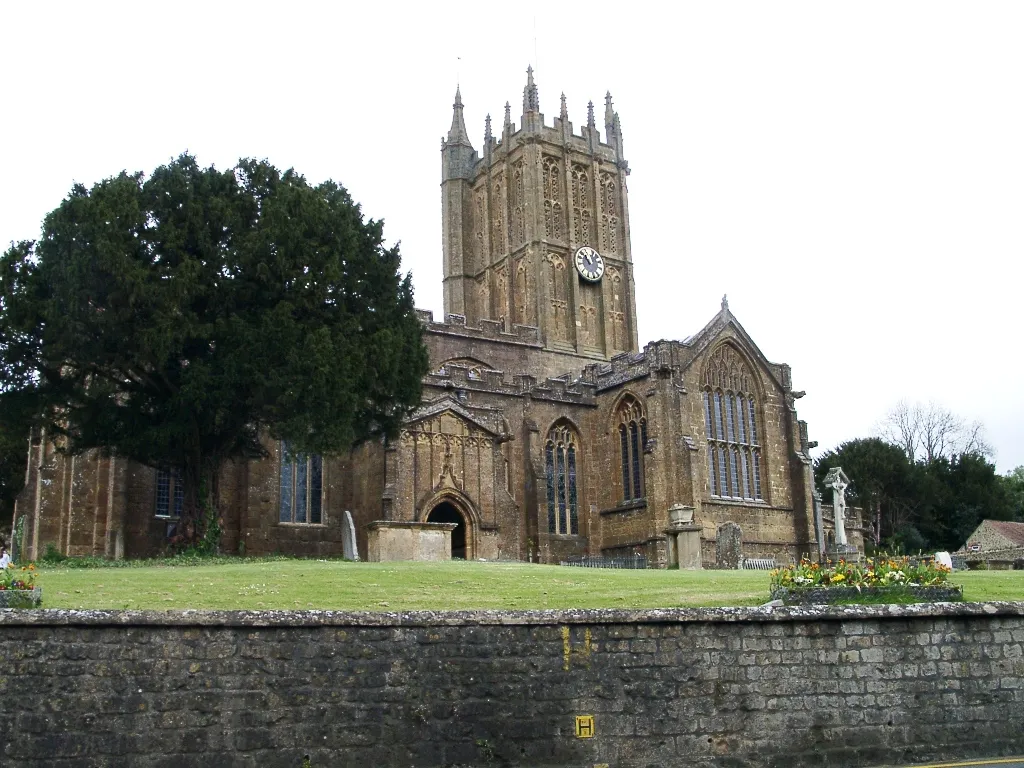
[
  {"left": 0, "top": 154, "right": 429, "bottom": 547},
  {"left": 1005, "top": 466, "right": 1024, "bottom": 522},
  {"left": 915, "top": 453, "right": 1014, "bottom": 551},
  {"left": 878, "top": 399, "right": 992, "bottom": 463},
  {"left": 816, "top": 437, "right": 1015, "bottom": 553},
  {"left": 814, "top": 438, "right": 917, "bottom": 548},
  {"left": 0, "top": 420, "right": 28, "bottom": 531}
]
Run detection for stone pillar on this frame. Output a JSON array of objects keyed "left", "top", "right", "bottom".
[
  {"left": 665, "top": 504, "right": 702, "bottom": 570},
  {"left": 675, "top": 525, "right": 703, "bottom": 570}
]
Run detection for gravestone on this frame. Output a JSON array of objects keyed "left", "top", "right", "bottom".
[
  {"left": 342, "top": 510, "right": 359, "bottom": 561},
  {"left": 716, "top": 522, "right": 743, "bottom": 569}
]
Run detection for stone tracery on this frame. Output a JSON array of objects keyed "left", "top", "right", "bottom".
[{"left": 702, "top": 344, "right": 763, "bottom": 501}]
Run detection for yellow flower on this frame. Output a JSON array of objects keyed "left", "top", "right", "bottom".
[{"left": 832, "top": 573, "right": 846, "bottom": 583}]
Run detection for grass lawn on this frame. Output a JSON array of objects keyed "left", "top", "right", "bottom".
[{"left": 26, "top": 559, "right": 1024, "bottom": 611}]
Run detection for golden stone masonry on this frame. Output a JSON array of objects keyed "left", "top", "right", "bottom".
[{"left": 14, "top": 69, "right": 843, "bottom": 567}]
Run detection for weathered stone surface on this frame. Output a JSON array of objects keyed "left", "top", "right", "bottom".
[
  {"left": 772, "top": 585, "right": 964, "bottom": 605},
  {"left": 0, "top": 587, "right": 41, "bottom": 607},
  {"left": 9, "top": 74, "right": 828, "bottom": 570},
  {"left": 716, "top": 521, "right": 743, "bottom": 568},
  {"left": 2, "top": 603, "right": 1024, "bottom": 767}
]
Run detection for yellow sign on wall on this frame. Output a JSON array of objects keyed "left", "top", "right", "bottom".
[{"left": 575, "top": 715, "right": 595, "bottom": 738}]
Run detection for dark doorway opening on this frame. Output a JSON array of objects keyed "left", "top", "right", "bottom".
[{"left": 427, "top": 502, "right": 466, "bottom": 559}]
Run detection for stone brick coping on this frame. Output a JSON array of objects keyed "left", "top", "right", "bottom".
[
  {"left": 2, "top": 601, "right": 1023, "bottom": 628},
  {"left": 772, "top": 585, "right": 965, "bottom": 605}
]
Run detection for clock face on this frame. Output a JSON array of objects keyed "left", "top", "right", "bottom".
[{"left": 574, "top": 246, "right": 605, "bottom": 283}]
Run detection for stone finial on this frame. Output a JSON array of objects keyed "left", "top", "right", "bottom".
[
  {"left": 504, "top": 101, "right": 512, "bottom": 130},
  {"left": 560, "top": 92, "right": 568, "bottom": 121},
  {"left": 484, "top": 113, "right": 492, "bottom": 143},
  {"left": 446, "top": 86, "right": 472, "bottom": 147},
  {"left": 587, "top": 100, "right": 596, "bottom": 129},
  {"left": 523, "top": 65, "right": 540, "bottom": 114},
  {"left": 604, "top": 91, "right": 615, "bottom": 137},
  {"left": 721, "top": 294, "right": 729, "bottom": 312}
]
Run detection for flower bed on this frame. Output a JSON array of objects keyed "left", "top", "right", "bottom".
[
  {"left": 0, "top": 563, "right": 41, "bottom": 607},
  {"left": 770, "top": 556, "right": 959, "bottom": 605}
]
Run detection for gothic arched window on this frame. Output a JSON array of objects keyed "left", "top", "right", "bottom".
[
  {"left": 616, "top": 395, "right": 646, "bottom": 502},
  {"left": 155, "top": 469, "right": 184, "bottom": 518},
  {"left": 702, "top": 345, "right": 764, "bottom": 501},
  {"left": 545, "top": 422, "right": 580, "bottom": 535},
  {"left": 280, "top": 441, "right": 324, "bottom": 524}
]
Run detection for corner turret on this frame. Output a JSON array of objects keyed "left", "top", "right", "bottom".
[
  {"left": 442, "top": 87, "right": 477, "bottom": 181},
  {"left": 521, "top": 66, "right": 543, "bottom": 132}
]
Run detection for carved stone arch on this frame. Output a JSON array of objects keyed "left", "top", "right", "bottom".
[
  {"left": 544, "top": 415, "right": 582, "bottom": 442},
  {"left": 419, "top": 486, "right": 481, "bottom": 527},
  {"left": 701, "top": 341, "right": 766, "bottom": 401},
  {"left": 605, "top": 389, "right": 646, "bottom": 433},
  {"left": 420, "top": 487, "right": 480, "bottom": 560}
]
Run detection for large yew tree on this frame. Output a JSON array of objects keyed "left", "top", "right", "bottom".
[{"left": 0, "top": 154, "right": 428, "bottom": 546}]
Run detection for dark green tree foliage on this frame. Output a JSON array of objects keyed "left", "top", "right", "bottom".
[
  {"left": 1005, "top": 466, "right": 1024, "bottom": 522},
  {"left": 0, "top": 155, "right": 428, "bottom": 543},
  {"left": 915, "top": 454, "right": 1014, "bottom": 552},
  {"left": 0, "top": 421, "right": 27, "bottom": 528},
  {"left": 814, "top": 438, "right": 916, "bottom": 548},
  {"left": 815, "top": 438, "right": 1016, "bottom": 552}
]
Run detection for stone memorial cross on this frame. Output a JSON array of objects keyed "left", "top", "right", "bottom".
[{"left": 823, "top": 467, "right": 851, "bottom": 547}]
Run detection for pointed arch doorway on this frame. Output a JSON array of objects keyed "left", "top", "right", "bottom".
[{"left": 426, "top": 501, "right": 468, "bottom": 560}]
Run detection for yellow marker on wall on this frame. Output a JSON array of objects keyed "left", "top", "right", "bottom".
[
  {"left": 562, "top": 626, "right": 594, "bottom": 671},
  {"left": 575, "top": 715, "right": 595, "bottom": 738}
]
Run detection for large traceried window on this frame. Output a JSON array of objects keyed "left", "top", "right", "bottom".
[
  {"left": 545, "top": 422, "right": 580, "bottom": 535},
  {"left": 702, "top": 344, "right": 764, "bottom": 501},
  {"left": 616, "top": 395, "right": 647, "bottom": 502},
  {"left": 279, "top": 442, "right": 324, "bottom": 524}
]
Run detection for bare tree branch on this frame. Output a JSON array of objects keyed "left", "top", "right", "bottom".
[{"left": 878, "top": 400, "right": 993, "bottom": 462}]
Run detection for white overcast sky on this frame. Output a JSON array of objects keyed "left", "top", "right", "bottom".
[{"left": 2, "top": 1, "right": 1022, "bottom": 472}]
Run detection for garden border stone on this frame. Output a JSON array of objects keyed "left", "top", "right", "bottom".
[
  {"left": 0, "top": 587, "right": 42, "bottom": 608},
  {"left": 771, "top": 584, "right": 964, "bottom": 605}
]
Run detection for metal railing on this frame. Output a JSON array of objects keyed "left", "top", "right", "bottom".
[
  {"left": 742, "top": 558, "right": 777, "bottom": 571},
  {"left": 561, "top": 554, "right": 648, "bottom": 570}
]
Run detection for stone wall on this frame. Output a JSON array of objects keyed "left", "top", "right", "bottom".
[{"left": 2, "top": 603, "right": 1023, "bottom": 767}]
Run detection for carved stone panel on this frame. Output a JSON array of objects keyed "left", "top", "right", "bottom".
[
  {"left": 544, "top": 251, "right": 571, "bottom": 342},
  {"left": 605, "top": 265, "right": 627, "bottom": 353}
]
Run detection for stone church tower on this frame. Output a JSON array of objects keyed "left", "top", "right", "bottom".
[
  {"left": 12, "top": 69, "right": 831, "bottom": 567},
  {"left": 441, "top": 68, "right": 639, "bottom": 358}
]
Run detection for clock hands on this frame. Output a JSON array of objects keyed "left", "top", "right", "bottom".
[{"left": 574, "top": 247, "right": 604, "bottom": 282}]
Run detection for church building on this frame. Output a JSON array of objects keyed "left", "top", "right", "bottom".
[{"left": 14, "top": 70, "right": 820, "bottom": 567}]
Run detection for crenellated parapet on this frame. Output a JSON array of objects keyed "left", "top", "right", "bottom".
[
  {"left": 418, "top": 310, "right": 543, "bottom": 347},
  {"left": 586, "top": 348, "right": 653, "bottom": 392},
  {"left": 424, "top": 362, "right": 596, "bottom": 405},
  {"left": 440, "top": 67, "right": 638, "bottom": 357}
]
